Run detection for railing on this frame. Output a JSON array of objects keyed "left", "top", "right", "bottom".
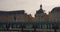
[{"left": 0, "top": 21, "right": 60, "bottom": 32}]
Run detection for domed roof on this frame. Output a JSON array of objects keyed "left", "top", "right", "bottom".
[
  {"left": 36, "top": 4, "right": 44, "bottom": 14},
  {"left": 51, "top": 7, "right": 60, "bottom": 12},
  {"left": 36, "top": 9, "right": 43, "bottom": 14}
]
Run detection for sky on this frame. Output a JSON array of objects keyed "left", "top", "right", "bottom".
[{"left": 0, "top": 0, "right": 60, "bottom": 17}]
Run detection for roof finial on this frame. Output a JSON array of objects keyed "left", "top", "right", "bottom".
[{"left": 40, "top": 4, "right": 42, "bottom": 9}]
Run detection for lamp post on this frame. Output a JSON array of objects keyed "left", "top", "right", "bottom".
[
  {"left": 6, "top": 24, "right": 10, "bottom": 31},
  {"left": 52, "top": 24, "right": 59, "bottom": 32},
  {"left": 21, "top": 24, "right": 26, "bottom": 32},
  {"left": 32, "top": 24, "right": 38, "bottom": 32}
]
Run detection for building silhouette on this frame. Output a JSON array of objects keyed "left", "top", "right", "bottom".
[
  {"left": 0, "top": 5, "right": 59, "bottom": 22},
  {"left": 0, "top": 5, "right": 60, "bottom": 32}
]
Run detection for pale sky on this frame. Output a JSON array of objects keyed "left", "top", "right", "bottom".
[{"left": 0, "top": 0, "right": 60, "bottom": 17}]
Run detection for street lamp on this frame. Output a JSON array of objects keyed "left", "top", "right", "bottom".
[{"left": 52, "top": 24, "right": 59, "bottom": 32}]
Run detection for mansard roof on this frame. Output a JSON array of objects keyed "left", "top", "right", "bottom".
[
  {"left": 51, "top": 7, "right": 60, "bottom": 12},
  {"left": 0, "top": 10, "right": 25, "bottom": 15}
]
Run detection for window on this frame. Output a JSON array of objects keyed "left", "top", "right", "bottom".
[
  {"left": 25, "top": 24, "right": 32, "bottom": 29},
  {"left": 12, "top": 24, "right": 17, "bottom": 29},
  {"left": 40, "top": 25, "right": 42, "bottom": 29},
  {"left": 47, "top": 24, "right": 52, "bottom": 29},
  {"left": 0, "top": 24, "right": 6, "bottom": 30},
  {"left": 42, "top": 24, "right": 47, "bottom": 29}
]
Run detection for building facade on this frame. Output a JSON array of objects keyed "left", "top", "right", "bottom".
[
  {"left": 0, "top": 5, "right": 60, "bottom": 22},
  {"left": 35, "top": 4, "right": 49, "bottom": 22},
  {"left": 0, "top": 5, "right": 60, "bottom": 32},
  {"left": 49, "top": 7, "right": 60, "bottom": 22}
]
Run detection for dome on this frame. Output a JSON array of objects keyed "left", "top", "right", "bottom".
[
  {"left": 36, "top": 9, "right": 43, "bottom": 14},
  {"left": 36, "top": 4, "right": 44, "bottom": 14},
  {"left": 51, "top": 7, "right": 60, "bottom": 12}
]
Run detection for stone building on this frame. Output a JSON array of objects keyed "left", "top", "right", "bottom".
[
  {"left": 0, "top": 5, "right": 60, "bottom": 32},
  {"left": 0, "top": 11, "right": 14, "bottom": 22},
  {"left": 16, "top": 13, "right": 34, "bottom": 22},
  {"left": 0, "top": 10, "right": 25, "bottom": 22},
  {"left": 0, "top": 5, "right": 60, "bottom": 22},
  {"left": 0, "top": 10, "right": 34, "bottom": 22},
  {"left": 35, "top": 4, "right": 49, "bottom": 22},
  {"left": 49, "top": 7, "right": 60, "bottom": 22}
]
